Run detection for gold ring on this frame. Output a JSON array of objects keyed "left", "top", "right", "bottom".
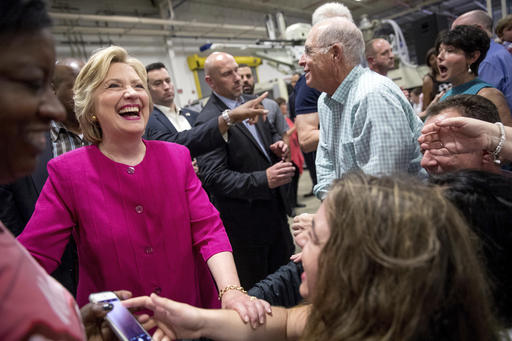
[{"left": 250, "top": 296, "right": 256, "bottom": 301}]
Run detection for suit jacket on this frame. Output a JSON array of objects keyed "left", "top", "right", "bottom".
[
  {"left": 196, "top": 94, "right": 291, "bottom": 243},
  {"left": 0, "top": 132, "right": 78, "bottom": 295},
  {"left": 144, "top": 106, "right": 225, "bottom": 158},
  {"left": 0, "top": 132, "right": 52, "bottom": 235},
  {"left": 18, "top": 141, "right": 231, "bottom": 307}
]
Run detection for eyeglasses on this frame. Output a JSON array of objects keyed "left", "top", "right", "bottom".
[{"left": 303, "top": 43, "right": 336, "bottom": 57}]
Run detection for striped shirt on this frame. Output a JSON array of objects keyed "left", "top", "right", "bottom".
[
  {"left": 314, "top": 65, "right": 426, "bottom": 199},
  {"left": 50, "top": 121, "right": 90, "bottom": 157}
]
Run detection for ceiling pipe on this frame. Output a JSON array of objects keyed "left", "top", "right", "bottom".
[
  {"left": 49, "top": 12, "right": 266, "bottom": 32},
  {"left": 51, "top": 26, "right": 265, "bottom": 40}
]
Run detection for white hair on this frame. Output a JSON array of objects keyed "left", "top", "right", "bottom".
[
  {"left": 315, "top": 17, "right": 364, "bottom": 67},
  {"left": 312, "top": 2, "right": 353, "bottom": 25}
]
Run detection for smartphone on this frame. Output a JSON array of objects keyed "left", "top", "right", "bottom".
[{"left": 88, "top": 291, "right": 152, "bottom": 341}]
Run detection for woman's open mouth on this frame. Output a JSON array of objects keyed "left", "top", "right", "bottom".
[
  {"left": 118, "top": 105, "right": 141, "bottom": 120},
  {"left": 438, "top": 65, "right": 448, "bottom": 75}
]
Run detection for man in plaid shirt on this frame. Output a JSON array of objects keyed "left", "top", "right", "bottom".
[{"left": 299, "top": 18, "right": 425, "bottom": 200}]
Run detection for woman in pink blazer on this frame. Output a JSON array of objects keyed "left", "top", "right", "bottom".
[{"left": 18, "top": 46, "right": 269, "bottom": 328}]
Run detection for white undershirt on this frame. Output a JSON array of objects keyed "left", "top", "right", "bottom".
[{"left": 154, "top": 104, "right": 192, "bottom": 132}]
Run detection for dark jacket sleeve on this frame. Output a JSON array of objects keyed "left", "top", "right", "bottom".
[
  {"left": 145, "top": 115, "right": 225, "bottom": 158},
  {"left": 197, "top": 144, "right": 272, "bottom": 200},
  {"left": 0, "top": 184, "right": 27, "bottom": 236},
  {"left": 248, "top": 261, "right": 303, "bottom": 307}
]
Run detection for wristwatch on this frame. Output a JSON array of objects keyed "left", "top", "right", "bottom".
[{"left": 222, "top": 109, "right": 233, "bottom": 127}]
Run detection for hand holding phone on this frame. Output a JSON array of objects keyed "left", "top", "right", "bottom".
[{"left": 89, "top": 291, "right": 152, "bottom": 341}]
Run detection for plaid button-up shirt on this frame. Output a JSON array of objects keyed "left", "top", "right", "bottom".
[
  {"left": 314, "top": 65, "right": 426, "bottom": 199},
  {"left": 50, "top": 121, "right": 90, "bottom": 157}
]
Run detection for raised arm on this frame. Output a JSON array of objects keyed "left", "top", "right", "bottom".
[
  {"left": 124, "top": 294, "right": 308, "bottom": 341},
  {"left": 419, "top": 116, "right": 512, "bottom": 162},
  {"left": 146, "top": 93, "right": 270, "bottom": 158},
  {"left": 145, "top": 115, "right": 226, "bottom": 158}
]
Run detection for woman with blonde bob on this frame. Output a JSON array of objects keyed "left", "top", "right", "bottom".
[
  {"left": 126, "top": 173, "right": 499, "bottom": 340},
  {"left": 18, "top": 46, "right": 270, "bottom": 327}
]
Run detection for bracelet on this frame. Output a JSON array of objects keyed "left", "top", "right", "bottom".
[
  {"left": 492, "top": 122, "right": 506, "bottom": 165},
  {"left": 218, "top": 285, "right": 246, "bottom": 300},
  {"left": 222, "top": 109, "right": 234, "bottom": 127}
]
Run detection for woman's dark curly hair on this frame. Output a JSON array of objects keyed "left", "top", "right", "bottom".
[
  {"left": 436, "top": 25, "right": 490, "bottom": 76},
  {"left": 0, "top": 0, "right": 51, "bottom": 36}
]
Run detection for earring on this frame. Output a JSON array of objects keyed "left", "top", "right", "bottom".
[
  {"left": 91, "top": 115, "right": 97, "bottom": 122},
  {"left": 467, "top": 64, "right": 472, "bottom": 73}
]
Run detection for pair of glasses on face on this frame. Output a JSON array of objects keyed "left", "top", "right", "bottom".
[{"left": 303, "top": 43, "right": 336, "bottom": 57}]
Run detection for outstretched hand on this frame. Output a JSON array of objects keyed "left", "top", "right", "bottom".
[
  {"left": 230, "top": 92, "right": 269, "bottom": 125},
  {"left": 266, "top": 161, "right": 295, "bottom": 189},
  {"left": 270, "top": 141, "right": 289, "bottom": 160},
  {"left": 81, "top": 290, "right": 133, "bottom": 341},
  {"left": 123, "top": 294, "right": 207, "bottom": 341},
  {"left": 221, "top": 289, "right": 272, "bottom": 329},
  {"left": 419, "top": 116, "right": 494, "bottom": 156}
]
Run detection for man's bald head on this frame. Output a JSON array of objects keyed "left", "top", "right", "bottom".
[
  {"left": 452, "top": 10, "right": 493, "bottom": 36},
  {"left": 53, "top": 58, "right": 84, "bottom": 124},
  {"left": 204, "top": 52, "right": 242, "bottom": 100},
  {"left": 204, "top": 52, "right": 233, "bottom": 76}
]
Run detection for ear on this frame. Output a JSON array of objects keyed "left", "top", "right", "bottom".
[
  {"left": 332, "top": 43, "right": 343, "bottom": 62},
  {"left": 205, "top": 74, "right": 214, "bottom": 89},
  {"left": 468, "top": 50, "right": 481, "bottom": 64}
]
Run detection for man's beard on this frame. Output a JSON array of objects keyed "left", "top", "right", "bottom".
[{"left": 242, "top": 83, "right": 254, "bottom": 95}]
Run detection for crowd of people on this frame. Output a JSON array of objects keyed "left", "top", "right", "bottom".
[{"left": 1, "top": 0, "right": 512, "bottom": 340}]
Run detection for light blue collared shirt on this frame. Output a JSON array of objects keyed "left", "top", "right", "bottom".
[{"left": 314, "top": 65, "right": 426, "bottom": 199}]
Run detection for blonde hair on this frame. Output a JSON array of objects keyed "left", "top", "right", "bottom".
[
  {"left": 302, "top": 173, "right": 498, "bottom": 341},
  {"left": 74, "top": 46, "right": 151, "bottom": 144}
]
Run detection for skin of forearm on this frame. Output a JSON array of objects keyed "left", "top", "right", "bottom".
[
  {"left": 295, "top": 114, "right": 319, "bottom": 153},
  {"left": 298, "top": 130, "right": 319, "bottom": 153},
  {"left": 207, "top": 251, "right": 241, "bottom": 289},
  {"left": 200, "top": 307, "right": 289, "bottom": 341}
]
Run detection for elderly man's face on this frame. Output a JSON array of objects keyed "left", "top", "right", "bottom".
[
  {"left": 421, "top": 109, "right": 485, "bottom": 174},
  {"left": 298, "top": 30, "right": 333, "bottom": 93}
]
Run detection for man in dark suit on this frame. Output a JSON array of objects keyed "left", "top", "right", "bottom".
[
  {"left": 196, "top": 52, "right": 296, "bottom": 288},
  {"left": 145, "top": 62, "right": 199, "bottom": 136},
  {"left": 144, "top": 62, "right": 267, "bottom": 158}
]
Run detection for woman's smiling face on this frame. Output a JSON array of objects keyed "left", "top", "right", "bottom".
[
  {"left": 0, "top": 29, "right": 65, "bottom": 183},
  {"left": 92, "top": 62, "right": 150, "bottom": 143},
  {"left": 299, "top": 202, "right": 331, "bottom": 299}
]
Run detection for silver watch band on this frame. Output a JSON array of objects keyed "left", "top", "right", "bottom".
[{"left": 222, "top": 109, "right": 233, "bottom": 127}]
